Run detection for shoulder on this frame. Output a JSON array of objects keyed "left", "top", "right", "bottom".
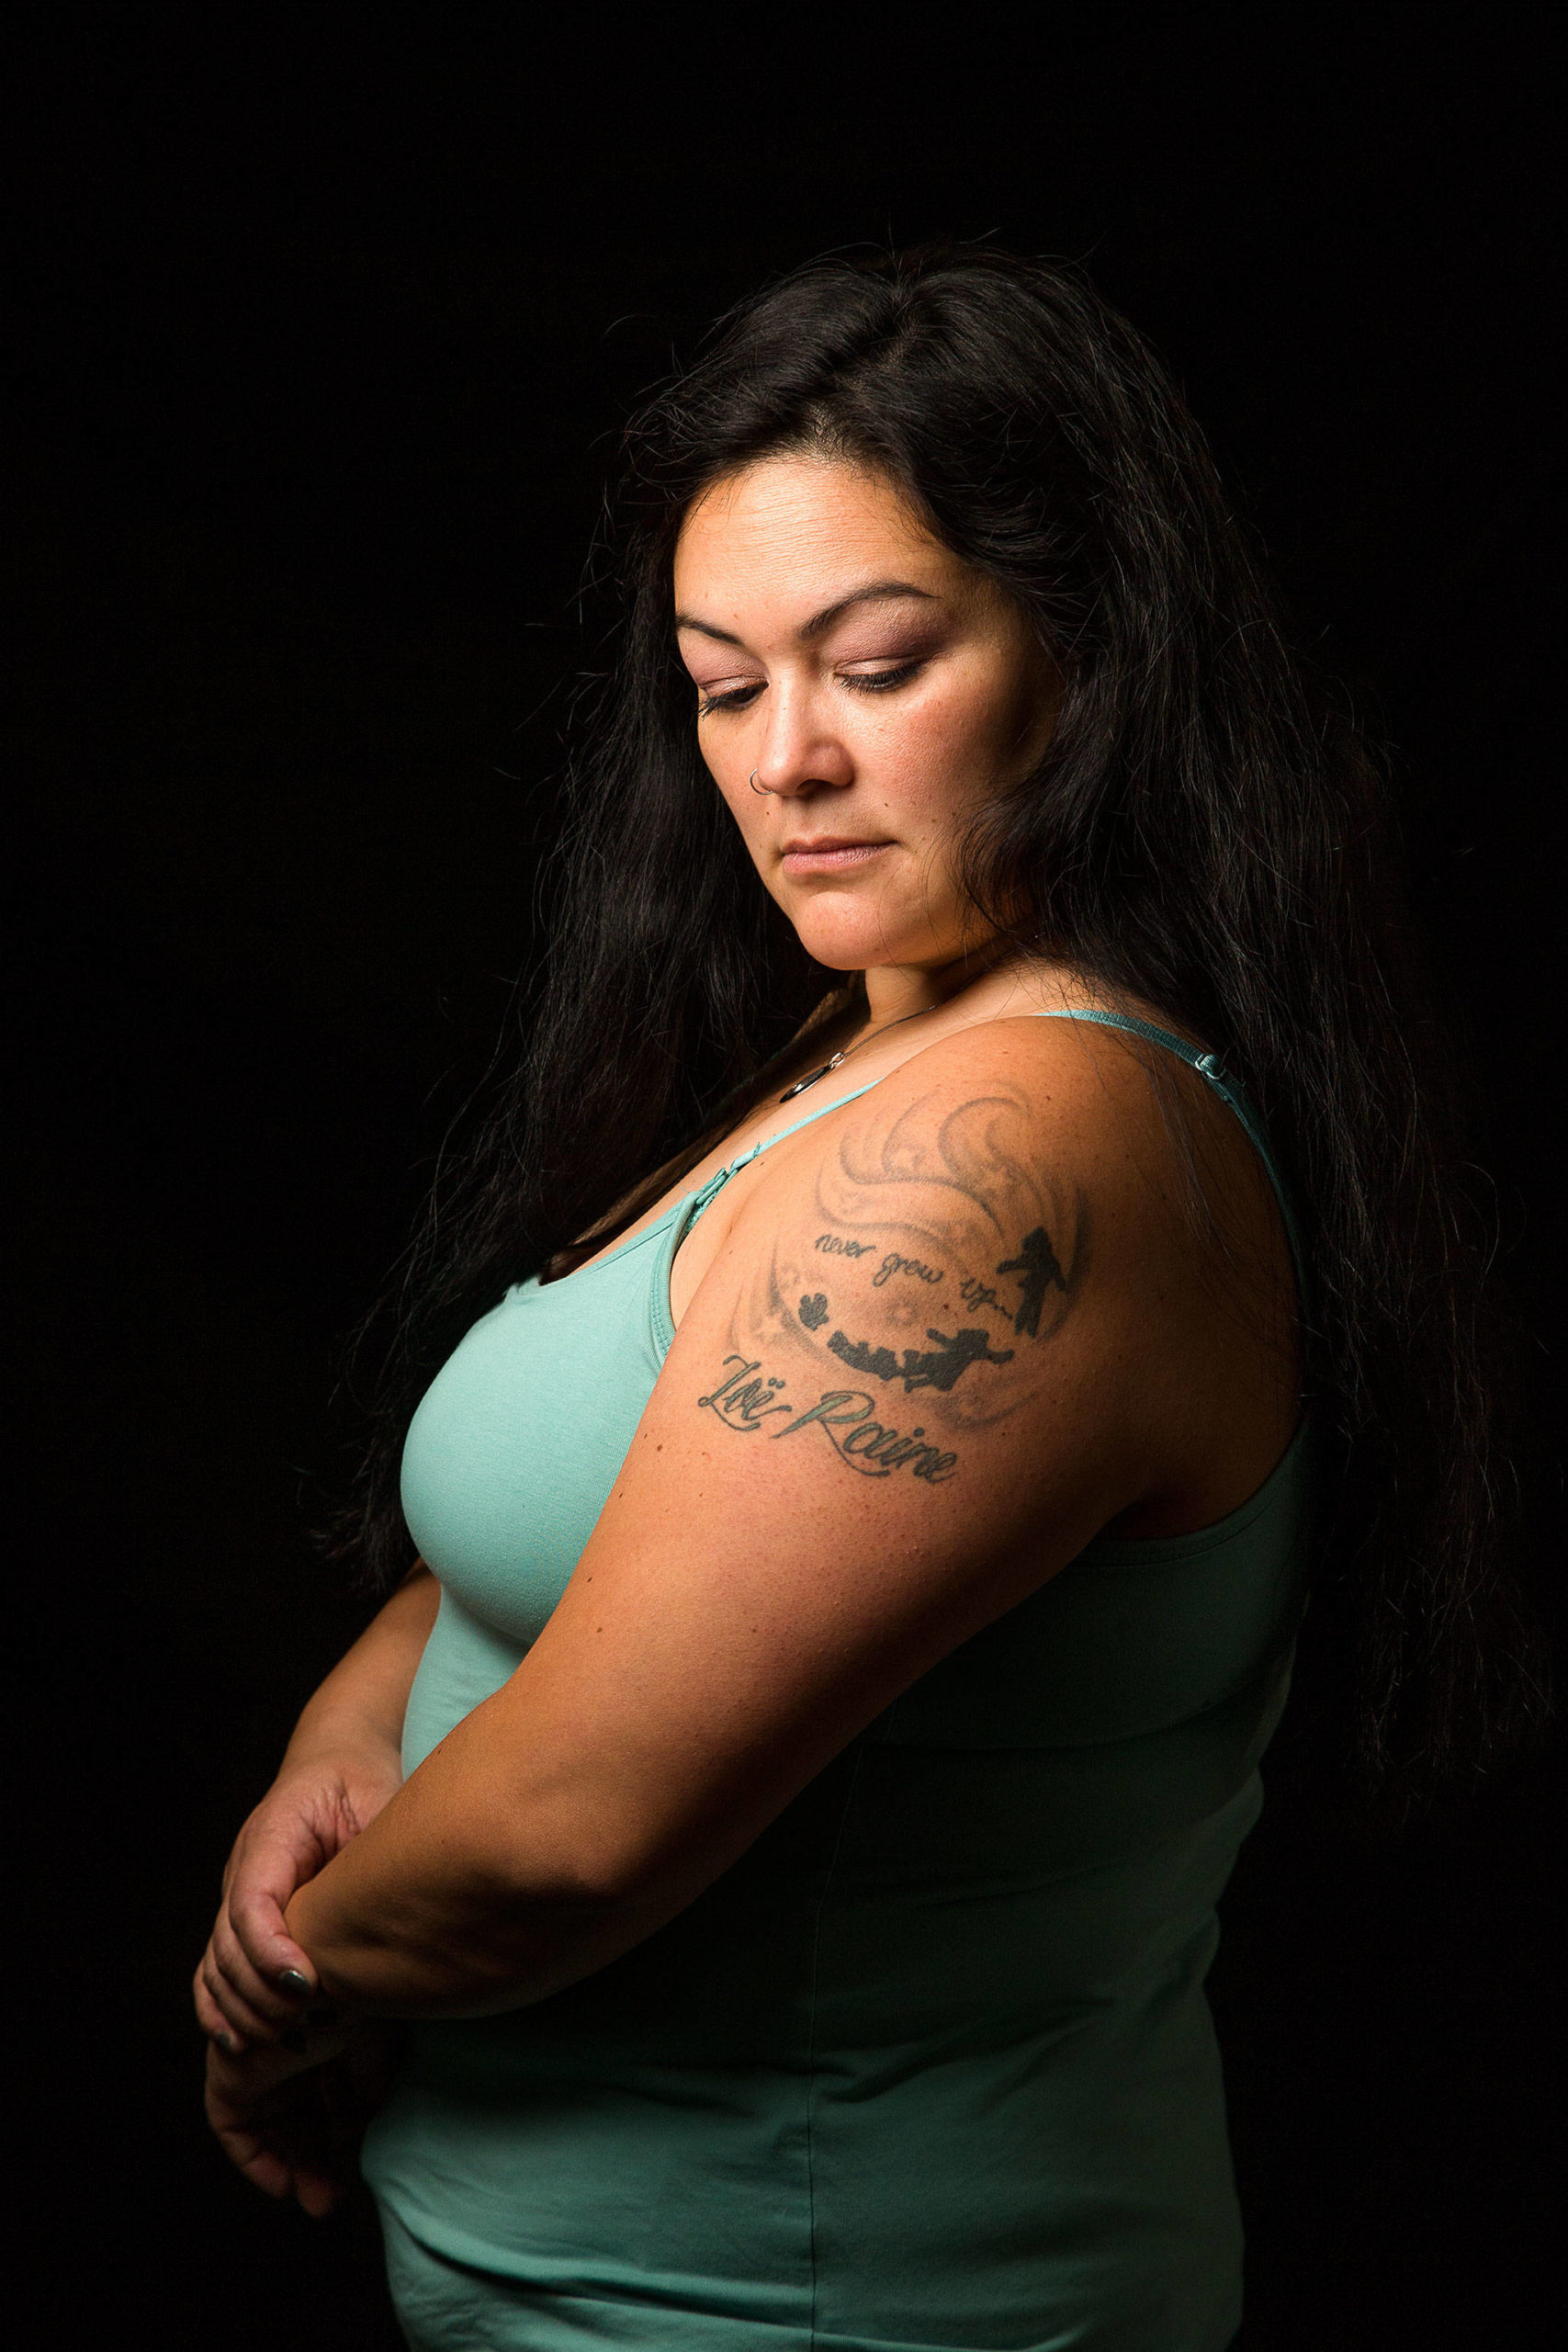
[
  {"left": 805, "top": 1006, "right": 1281, "bottom": 1276},
  {"left": 872, "top": 1004, "right": 1216, "bottom": 1137},
  {"left": 690, "top": 1012, "right": 1208, "bottom": 1453},
  {"left": 755, "top": 1009, "right": 1215, "bottom": 1293},
  {"left": 703, "top": 1001, "right": 1292, "bottom": 1417}
]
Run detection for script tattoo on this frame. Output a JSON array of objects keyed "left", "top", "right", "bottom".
[
  {"left": 810, "top": 1091, "right": 1091, "bottom": 1369},
  {"left": 872, "top": 1250, "right": 944, "bottom": 1289},
  {"left": 730, "top": 1084, "right": 1091, "bottom": 1447},
  {"left": 698, "top": 1354, "right": 959, "bottom": 1483},
  {"left": 695, "top": 1360, "right": 793, "bottom": 1429}
]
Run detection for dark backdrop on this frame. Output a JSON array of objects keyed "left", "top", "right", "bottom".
[{"left": 6, "top": 12, "right": 1562, "bottom": 2348}]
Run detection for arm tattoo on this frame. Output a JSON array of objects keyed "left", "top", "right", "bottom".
[
  {"left": 816, "top": 1091, "right": 1089, "bottom": 1355},
  {"left": 826, "top": 1325, "right": 1014, "bottom": 1392},
  {"left": 995, "top": 1226, "right": 1068, "bottom": 1337},
  {"left": 699, "top": 1354, "right": 959, "bottom": 1483},
  {"left": 708, "top": 1084, "right": 1091, "bottom": 1461},
  {"left": 872, "top": 1250, "right": 944, "bottom": 1289}
]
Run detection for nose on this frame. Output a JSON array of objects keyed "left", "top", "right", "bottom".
[{"left": 749, "top": 680, "right": 854, "bottom": 797}]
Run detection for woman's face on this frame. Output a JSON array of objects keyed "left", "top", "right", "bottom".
[{"left": 672, "top": 453, "right": 1057, "bottom": 981}]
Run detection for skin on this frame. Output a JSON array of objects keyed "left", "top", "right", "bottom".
[
  {"left": 671, "top": 453, "right": 1056, "bottom": 1001},
  {"left": 196, "top": 452, "right": 1299, "bottom": 2212}
]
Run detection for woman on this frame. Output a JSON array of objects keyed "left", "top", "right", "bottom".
[{"left": 194, "top": 249, "right": 1546, "bottom": 2349}]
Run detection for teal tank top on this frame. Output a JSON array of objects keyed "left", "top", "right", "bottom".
[{"left": 362, "top": 1013, "right": 1315, "bottom": 2350}]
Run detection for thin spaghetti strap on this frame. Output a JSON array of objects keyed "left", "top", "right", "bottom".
[
  {"left": 765, "top": 1015, "right": 1290, "bottom": 1235},
  {"left": 681, "top": 1077, "right": 889, "bottom": 1232},
  {"left": 709, "top": 1078, "right": 887, "bottom": 1182},
  {"left": 690, "top": 1012, "right": 1305, "bottom": 1295}
]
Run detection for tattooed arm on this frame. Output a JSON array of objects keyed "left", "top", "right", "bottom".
[{"left": 284, "top": 1020, "right": 1296, "bottom": 2017}]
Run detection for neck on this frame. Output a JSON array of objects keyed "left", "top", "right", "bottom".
[{"left": 860, "top": 941, "right": 1012, "bottom": 1029}]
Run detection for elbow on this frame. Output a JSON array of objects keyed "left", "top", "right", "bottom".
[
  {"left": 502, "top": 1816, "right": 669, "bottom": 1920},
  {"left": 421, "top": 1868, "right": 657, "bottom": 2018},
  {"left": 411, "top": 1830, "right": 668, "bottom": 2013},
  {"left": 485, "top": 1763, "right": 684, "bottom": 1917}
]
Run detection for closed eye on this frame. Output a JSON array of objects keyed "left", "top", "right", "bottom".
[
  {"left": 697, "top": 660, "right": 926, "bottom": 718},
  {"left": 697, "top": 682, "right": 764, "bottom": 716},
  {"left": 841, "top": 659, "right": 925, "bottom": 694}
]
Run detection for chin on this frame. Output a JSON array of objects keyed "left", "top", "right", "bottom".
[{"left": 787, "top": 902, "right": 918, "bottom": 971}]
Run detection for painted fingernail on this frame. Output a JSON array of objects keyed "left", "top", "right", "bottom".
[
  {"left": 276, "top": 1967, "right": 313, "bottom": 1998},
  {"left": 217, "top": 2031, "right": 239, "bottom": 2056}
]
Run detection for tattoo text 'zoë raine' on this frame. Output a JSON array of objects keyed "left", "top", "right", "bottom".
[{"left": 697, "top": 1354, "right": 958, "bottom": 1483}]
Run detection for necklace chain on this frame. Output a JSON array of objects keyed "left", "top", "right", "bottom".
[{"left": 777, "top": 1001, "right": 942, "bottom": 1102}]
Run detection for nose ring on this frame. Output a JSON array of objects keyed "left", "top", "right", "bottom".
[{"left": 749, "top": 770, "right": 773, "bottom": 796}]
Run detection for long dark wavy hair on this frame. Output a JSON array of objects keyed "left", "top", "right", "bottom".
[{"left": 337, "top": 244, "right": 1551, "bottom": 1830}]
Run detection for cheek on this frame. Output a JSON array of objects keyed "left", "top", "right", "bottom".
[
  {"left": 863, "top": 673, "right": 1013, "bottom": 819},
  {"left": 698, "top": 731, "right": 750, "bottom": 812}
]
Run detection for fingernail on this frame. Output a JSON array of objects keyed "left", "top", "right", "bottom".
[
  {"left": 217, "top": 2031, "right": 239, "bottom": 2056},
  {"left": 276, "top": 1967, "right": 313, "bottom": 1998}
]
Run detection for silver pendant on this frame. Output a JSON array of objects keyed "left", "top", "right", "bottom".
[{"left": 778, "top": 1051, "right": 842, "bottom": 1103}]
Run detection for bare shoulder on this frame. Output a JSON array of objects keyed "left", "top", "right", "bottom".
[
  {"left": 695, "top": 1012, "right": 1210, "bottom": 1454},
  {"left": 679, "top": 1004, "right": 1295, "bottom": 1507},
  {"left": 760, "top": 1004, "right": 1237, "bottom": 1302},
  {"left": 854, "top": 1006, "right": 1290, "bottom": 1286}
]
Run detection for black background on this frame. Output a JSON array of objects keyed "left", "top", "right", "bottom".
[{"left": 6, "top": 10, "right": 1562, "bottom": 2347}]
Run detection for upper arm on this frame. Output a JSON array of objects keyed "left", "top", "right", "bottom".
[{"left": 466, "top": 1029, "right": 1175, "bottom": 1905}]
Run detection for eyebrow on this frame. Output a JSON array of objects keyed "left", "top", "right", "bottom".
[{"left": 673, "top": 579, "right": 939, "bottom": 648}]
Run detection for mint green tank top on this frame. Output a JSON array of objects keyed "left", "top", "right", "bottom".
[{"left": 362, "top": 1013, "right": 1314, "bottom": 2350}]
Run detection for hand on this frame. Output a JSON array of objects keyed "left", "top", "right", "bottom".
[
  {"left": 194, "top": 1750, "right": 401, "bottom": 2052},
  {"left": 204, "top": 2018, "right": 400, "bottom": 2218}
]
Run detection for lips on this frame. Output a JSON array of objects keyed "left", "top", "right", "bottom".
[{"left": 779, "top": 838, "right": 892, "bottom": 873}]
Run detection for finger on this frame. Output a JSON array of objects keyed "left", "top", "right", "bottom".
[
  {"left": 202, "top": 1943, "right": 278, "bottom": 2041},
  {"left": 201, "top": 1946, "right": 284, "bottom": 2044},
  {"left": 220, "top": 2115, "right": 342, "bottom": 2214},
  {"left": 192, "top": 1963, "right": 249, "bottom": 2055},
  {"left": 224, "top": 1798, "right": 333, "bottom": 1899},
  {"left": 210, "top": 1911, "right": 307, "bottom": 2029},
  {"left": 291, "top": 2165, "right": 346, "bottom": 2221},
  {"left": 206, "top": 2054, "right": 351, "bottom": 2219},
  {"left": 204, "top": 2079, "right": 295, "bottom": 2200},
  {"left": 227, "top": 1883, "right": 321, "bottom": 2002},
  {"left": 217, "top": 2124, "right": 296, "bottom": 2202},
  {"left": 223, "top": 1802, "right": 339, "bottom": 1937}
]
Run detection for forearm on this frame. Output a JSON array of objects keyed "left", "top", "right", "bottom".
[
  {"left": 280, "top": 1563, "right": 440, "bottom": 1774},
  {"left": 284, "top": 1834, "right": 649, "bottom": 2020},
  {"left": 281, "top": 1687, "right": 686, "bottom": 2019},
  {"left": 198, "top": 1566, "right": 443, "bottom": 2052}
]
